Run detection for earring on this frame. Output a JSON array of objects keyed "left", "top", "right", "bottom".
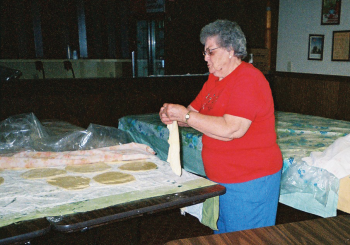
[{"left": 229, "top": 55, "right": 232, "bottom": 59}]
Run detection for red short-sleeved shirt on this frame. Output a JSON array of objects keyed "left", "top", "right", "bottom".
[{"left": 190, "top": 62, "right": 282, "bottom": 183}]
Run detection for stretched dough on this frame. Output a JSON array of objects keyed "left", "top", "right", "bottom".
[
  {"left": 47, "top": 176, "right": 90, "bottom": 190},
  {"left": 93, "top": 171, "right": 135, "bottom": 185},
  {"left": 21, "top": 168, "right": 67, "bottom": 179},
  {"left": 167, "top": 121, "right": 182, "bottom": 176},
  {"left": 65, "top": 162, "right": 111, "bottom": 173},
  {"left": 119, "top": 161, "right": 157, "bottom": 171}
]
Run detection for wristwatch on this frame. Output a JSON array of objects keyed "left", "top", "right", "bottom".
[{"left": 185, "top": 111, "right": 191, "bottom": 123}]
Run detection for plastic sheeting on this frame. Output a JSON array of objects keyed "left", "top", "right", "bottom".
[
  {"left": 0, "top": 113, "right": 134, "bottom": 155},
  {"left": 280, "top": 162, "right": 339, "bottom": 206}
]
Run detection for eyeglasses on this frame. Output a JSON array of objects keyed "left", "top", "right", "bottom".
[{"left": 202, "top": 47, "right": 219, "bottom": 56}]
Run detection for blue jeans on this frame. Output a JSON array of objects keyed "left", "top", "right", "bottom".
[{"left": 214, "top": 170, "right": 282, "bottom": 234}]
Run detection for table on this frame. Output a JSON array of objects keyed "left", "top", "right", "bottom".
[
  {"left": 118, "top": 112, "right": 350, "bottom": 218},
  {"left": 0, "top": 184, "right": 225, "bottom": 244},
  {"left": 48, "top": 184, "right": 225, "bottom": 232},
  {"left": 165, "top": 215, "right": 350, "bottom": 244}
]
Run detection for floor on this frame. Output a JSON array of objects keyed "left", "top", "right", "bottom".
[{"left": 31, "top": 203, "right": 345, "bottom": 245}]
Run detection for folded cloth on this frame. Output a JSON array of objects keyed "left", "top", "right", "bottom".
[
  {"left": 181, "top": 196, "right": 219, "bottom": 230},
  {"left": 0, "top": 143, "right": 155, "bottom": 169},
  {"left": 302, "top": 134, "right": 350, "bottom": 179}
]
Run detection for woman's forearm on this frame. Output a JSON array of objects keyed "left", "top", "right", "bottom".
[{"left": 185, "top": 111, "right": 251, "bottom": 141}]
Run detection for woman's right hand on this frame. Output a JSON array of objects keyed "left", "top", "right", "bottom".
[{"left": 159, "top": 104, "right": 174, "bottom": 125}]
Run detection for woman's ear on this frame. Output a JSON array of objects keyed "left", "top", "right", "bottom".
[{"left": 229, "top": 50, "right": 235, "bottom": 59}]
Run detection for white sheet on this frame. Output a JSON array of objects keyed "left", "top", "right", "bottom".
[{"left": 302, "top": 134, "right": 350, "bottom": 179}]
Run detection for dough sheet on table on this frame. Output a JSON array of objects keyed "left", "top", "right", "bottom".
[{"left": 0, "top": 156, "right": 215, "bottom": 228}]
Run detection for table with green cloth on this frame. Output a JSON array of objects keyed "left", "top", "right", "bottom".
[{"left": 118, "top": 111, "right": 350, "bottom": 218}]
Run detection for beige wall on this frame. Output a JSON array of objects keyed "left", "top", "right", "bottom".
[{"left": 277, "top": 0, "right": 350, "bottom": 76}]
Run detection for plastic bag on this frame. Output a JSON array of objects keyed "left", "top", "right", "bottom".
[
  {"left": 0, "top": 113, "right": 134, "bottom": 154},
  {"left": 280, "top": 161, "right": 339, "bottom": 206}
]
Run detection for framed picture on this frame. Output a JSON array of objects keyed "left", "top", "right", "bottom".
[
  {"left": 308, "top": 34, "right": 324, "bottom": 60},
  {"left": 321, "top": 0, "right": 341, "bottom": 25},
  {"left": 332, "top": 31, "right": 350, "bottom": 61}
]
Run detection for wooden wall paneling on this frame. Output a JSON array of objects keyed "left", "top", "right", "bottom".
[
  {"left": 337, "top": 79, "right": 350, "bottom": 121},
  {"left": 290, "top": 78, "right": 308, "bottom": 114},
  {"left": 319, "top": 80, "right": 339, "bottom": 119},
  {"left": 300, "top": 78, "right": 323, "bottom": 117},
  {"left": 272, "top": 76, "right": 293, "bottom": 113},
  {"left": 272, "top": 72, "right": 349, "bottom": 121}
]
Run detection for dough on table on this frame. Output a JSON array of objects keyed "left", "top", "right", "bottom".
[
  {"left": 47, "top": 176, "right": 90, "bottom": 190},
  {"left": 65, "top": 162, "right": 111, "bottom": 173},
  {"left": 119, "top": 161, "right": 157, "bottom": 171},
  {"left": 0, "top": 177, "right": 4, "bottom": 185},
  {"left": 167, "top": 121, "right": 182, "bottom": 176},
  {"left": 21, "top": 168, "right": 67, "bottom": 179},
  {"left": 93, "top": 171, "right": 135, "bottom": 185}
]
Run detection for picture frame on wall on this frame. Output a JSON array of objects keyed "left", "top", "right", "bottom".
[
  {"left": 332, "top": 30, "right": 350, "bottom": 61},
  {"left": 321, "top": 0, "right": 341, "bottom": 25},
  {"left": 308, "top": 34, "right": 324, "bottom": 60}
]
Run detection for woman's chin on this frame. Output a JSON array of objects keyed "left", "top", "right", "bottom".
[
  {"left": 212, "top": 70, "right": 221, "bottom": 77},
  {"left": 208, "top": 68, "right": 215, "bottom": 74}
]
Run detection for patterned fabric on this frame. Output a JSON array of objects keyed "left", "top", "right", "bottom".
[
  {"left": 275, "top": 111, "right": 349, "bottom": 172},
  {"left": 119, "top": 113, "right": 202, "bottom": 150},
  {"left": 119, "top": 113, "right": 205, "bottom": 176}
]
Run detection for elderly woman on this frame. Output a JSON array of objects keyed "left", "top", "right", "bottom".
[{"left": 159, "top": 19, "right": 282, "bottom": 233}]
